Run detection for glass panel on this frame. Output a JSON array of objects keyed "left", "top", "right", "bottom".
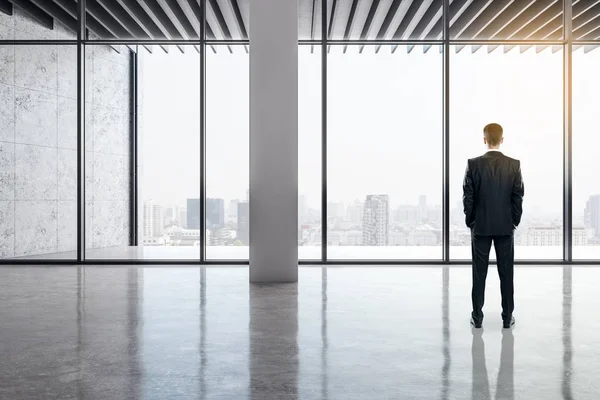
[
  {"left": 135, "top": 45, "right": 201, "bottom": 261},
  {"left": 327, "top": 0, "right": 443, "bottom": 41},
  {"left": 573, "top": 46, "right": 600, "bottom": 259},
  {"left": 86, "top": 1, "right": 201, "bottom": 41},
  {"left": 299, "top": 45, "right": 322, "bottom": 260},
  {"left": 0, "top": 44, "right": 77, "bottom": 261},
  {"left": 449, "top": 45, "right": 563, "bottom": 260},
  {"left": 450, "top": 0, "right": 564, "bottom": 40},
  {"left": 206, "top": 45, "right": 249, "bottom": 260},
  {"left": 327, "top": 45, "right": 443, "bottom": 260}
]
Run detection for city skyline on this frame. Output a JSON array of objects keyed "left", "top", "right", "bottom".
[{"left": 141, "top": 192, "right": 600, "bottom": 250}]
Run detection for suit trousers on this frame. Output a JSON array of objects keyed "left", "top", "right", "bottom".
[{"left": 471, "top": 231, "right": 515, "bottom": 324}]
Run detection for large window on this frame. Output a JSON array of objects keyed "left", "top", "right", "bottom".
[
  {"left": 4, "top": 1, "right": 600, "bottom": 264},
  {"left": 205, "top": 46, "right": 249, "bottom": 260},
  {"left": 327, "top": 45, "right": 443, "bottom": 260},
  {"left": 449, "top": 46, "right": 564, "bottom": 261},
  {"left": 298, "top": 45, "right": 322, "bottom": 260},
  {"left": 135, "top": 46, "right": 201, "bottom": 261},
  {"left": 573, "top": 48, "right": 600, "bottom": 259}
]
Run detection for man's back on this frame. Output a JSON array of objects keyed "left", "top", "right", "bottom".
[{"left": 463, "top": 151, "right": 524, "bottom": 236}]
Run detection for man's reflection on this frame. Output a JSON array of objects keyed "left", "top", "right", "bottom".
[
  {"left": 471, "top": 330, "right": 514, "bottom": 400},
  {"left": 496, "top": 331, "right": 514, "bottom": 400}
]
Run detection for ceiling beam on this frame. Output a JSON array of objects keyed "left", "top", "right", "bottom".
[
  {"left": 486, "top": 0, "right": 556, "bottom": 53},
  {"left": 455, "top": 0, "right": 513, "bottom": 40},
  {"left": 449, "top": 0, "right": 493, "bottom": 39},
  {"left": 86, "top": 0, "right": 132, "bottom": 39},
  {"left": 407, "top": 0, "right": 444, "bottom": 53},
  {"left": 393, "top": 0, "right": 430, "bottom": 39},
  {"left": 117, "top": 0, "right": 171, "bottom": 53},
  {"left": 158, "top": 0, "right": 198, "bottom": 39},
  {"left": 10, "top": 0, "right": 54, "bottom": 30},
  {"left": 426, "top": 0, "right": 474, "bottom": 40},
  {"left": 137, "top": 0, "right": 187, "bottom": 53},
  {"left": 30, "top": 0, "right": 77, "bottom": 32},
  {"left": 410, "top": 0, "right": 443, "bottom": 40},
  {"left": 328, "top": 0, "right": 338, "bottom": 39},
  {"left": 341, "top": 0, "right": 360, "bottom": 52},
  {"left": 522, "top": 0, "right": 600, "bottom": 53},
  {"left": 453, "top": 0, "right": 513, "bottom": 53},
  {"left": 503, "top": 1, "right": 562, "bottom": 53},
  {"left": 576, "top": 19, "right": 600, "bottom": 39},
  {"left": 0, "top": 0, "right": 12, "bottom": 16},
  {"left": 96, "top": 0, "right": 150, "bottom": 39},
  {"left": 375, "top": 0, "right": 411, "bottom": 41},
  {"left": 116, "top": 0, "right": 167, "bottom": 38},
  {"left": 228, "top": 0, "right": 248, "bottom": 40},
  {"left": 359, "top": 0, "right": 383, "bottom": 53},
  {"left": 138, "top": 0, "right": 185, "bottom": 39},
  {"left": 49, "top": 0, "right": 114, "bottom": 39},
  {"left": 206, "top": 0, "right": 233, "bottom": 38},
  {"left": 205, "top": 0, "right": 233, "bottom": 52},
  {"left": 573, "top": 2, "right": 600, "bottom": 37}
]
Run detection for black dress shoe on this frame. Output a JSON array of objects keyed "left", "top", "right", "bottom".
[
  {"left": 470, "top": 317, "right": 482, "bottom": 329},
  {"left": 503, "top": 316, "right": 515, "bottom": 329}
]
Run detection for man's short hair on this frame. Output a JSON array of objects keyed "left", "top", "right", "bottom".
[{"left": 483, "top": 123, "right": 503, "bottom": 146}]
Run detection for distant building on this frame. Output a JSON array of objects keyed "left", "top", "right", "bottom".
[
  {"left": 206, "top": 198, "right": 225, "bottom": 229},
  {"left": 178, "top": 207, "right": 187, "bottom": 229},
  {"left": 143, "top": 200, "right": 164, "bottom": 238},
  {"left": 362, "top": 195, "right": 389, "bottom": 246},
  {"left": 164, "top": 206, "right": 175, "bottom": 226},
  {"left": 346, "top": 200, "right": 364, "bottom": 225},
  {"left": 298, "top": 195, "right": 307, "bottom": 225},
  {"left": 419, "top": 194, "right": 427, "bottom": 209},
  {"left": 328, "top": 230, "right": 362, "bottom": 246},
  {"left": 164, "top": 227, "right": 201, "bottom": 246},
  {"left": 328, "top": 201, "right": 346, "bottom": 219},
  {"left": 237, "top": 201, "right": 249, "bottom": 245},
  {"left": 585, "top": 195, "right": 600, "bottom": 237},
  {"left": 519, "top": 225, "right": 587, "bottom": 247},
  {"left": 187, "top": 198, "right": 200, "bottom": 229},
  {"left": 228, "top": 199, "right": 239, "bottom": 221}
]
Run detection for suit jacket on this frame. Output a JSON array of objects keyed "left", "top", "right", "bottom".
[{"left": 463, "top": 151, "right": 524, "bottom": 236}]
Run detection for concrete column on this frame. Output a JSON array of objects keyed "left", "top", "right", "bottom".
[{"left": 249, "top": 0, "right": 298, "bottom": 282}]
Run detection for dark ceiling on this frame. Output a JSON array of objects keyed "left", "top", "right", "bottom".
[{"left": 1, "top": 0, "right": 599, "bottom": 53}]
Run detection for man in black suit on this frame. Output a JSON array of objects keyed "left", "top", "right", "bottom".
[{"left": 463, "top": 123, "right": 524, "bottom": 329}]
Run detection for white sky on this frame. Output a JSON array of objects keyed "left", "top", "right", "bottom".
[{"left": 139, "top": 45, "right": 600, "bottom": 223}]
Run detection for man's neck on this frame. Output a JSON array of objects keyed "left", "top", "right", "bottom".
[{"left": 487, "top": 147, "right": 501, "bottom": 152}]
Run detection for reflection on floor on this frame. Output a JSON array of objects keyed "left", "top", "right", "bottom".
[{"left": 0, "top": 266, "right": 598, "bottom": 399}]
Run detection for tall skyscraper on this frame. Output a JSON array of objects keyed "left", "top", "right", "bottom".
[
  {"left": 187, "top": 198, "right": 200, "bottom": 230},
  {"left": 237, "top": 202, "right": 249, "bottom": 244},
  {"left": 419, "top": 194, "right": 427, "bottom": 209},
  {"left": 362, "top": 195, "right": 389, "bottom": 246},
  {"left": 585, "top": 195, "right": 600, "bottom": 238},
  {"left": 143, "top": 200, "right": 165, "bottom": 238},
  {"left": 206, "top": 198, "right": 225, "bottom": 229}
]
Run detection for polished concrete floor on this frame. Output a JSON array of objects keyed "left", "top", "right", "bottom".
[{"left": 0, "top": 266, "right": 599, "bottom": 399}]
